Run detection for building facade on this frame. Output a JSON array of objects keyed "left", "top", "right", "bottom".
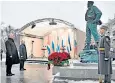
[{"left": 105, "top": 18, "right": 115, "bottom": 48}]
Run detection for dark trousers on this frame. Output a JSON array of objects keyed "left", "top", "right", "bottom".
[
  {"left": 1, "top": 54, "right": 2, "bottom": 61},
  {"left": 6, "top": 62, "right": 12, "bottom": 74},
  {"left": 20, "top": 60, "right": 24, "bottom": 70},
  {"left": 104, "top": 74, "right": 111, "bottom": 83}
]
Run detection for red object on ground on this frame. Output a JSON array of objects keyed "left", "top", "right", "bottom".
[
  {"left": 48, "top": 52, "right": 70, "bottom": 61},
  {"left": 62, "top": 52, "right": 71, "bottom": 59},
  {"left": 48, "top": 52, "right": 70, "bottom": 70}
]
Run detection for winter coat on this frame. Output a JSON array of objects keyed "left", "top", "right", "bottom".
[
  {"left": 5, "top": 38, "right": 19, "bottom": 65},
  {"left": 19, "top": 44, "right": 27, "bottom": 61}
]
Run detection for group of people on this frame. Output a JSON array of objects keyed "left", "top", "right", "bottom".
[
  {"left": 5, "top": 32, "right": 27, "bottom": 76},
  {"left": 3, "top": 1, "right": 114, "bottom": 83}
]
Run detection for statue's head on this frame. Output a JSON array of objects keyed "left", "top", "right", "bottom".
[{"left": 87, "top": 1, "right": 94, "bottom": 8}]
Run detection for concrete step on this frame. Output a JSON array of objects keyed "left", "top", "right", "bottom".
[
  {"left": 73, "top": 62, "right": 115, "bottom": 67},
  {"left": 53, "top": 65, "right": 115, "bottom": 80},
  {"left": 26, "top": 58, "right": 48, "bottom": 64},
  {"left": 52, "top": 78, "right": 115, "bottom": 83},
  {"left": 26, "top": 58, "right": 48, "bottom": 61}
]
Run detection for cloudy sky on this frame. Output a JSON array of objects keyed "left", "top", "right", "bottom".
[{"left": 1, "top": 1, "right": 115, "bottom": 31}]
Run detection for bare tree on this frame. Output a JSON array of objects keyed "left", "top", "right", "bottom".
[{"left": 1, "top": 22, "right": 16, "bottom": 52}]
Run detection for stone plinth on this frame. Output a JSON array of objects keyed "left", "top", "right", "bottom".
[{"left": 53, "top": 63, "right": 115, "bottom": 80}]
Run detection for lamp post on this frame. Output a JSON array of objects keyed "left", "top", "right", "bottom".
[
  {"left": 31, "top": 40, "right": 34, "bottom": 58},
  {"left": 41, "top": 46, "right": 47, "bottom": 58},
  {"left": 49, "top": 19, "right": 57, "bottom": 25}
]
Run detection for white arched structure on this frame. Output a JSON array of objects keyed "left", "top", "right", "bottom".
[{"left": 19, "top": 18, "right": 85, "bottom": 59}]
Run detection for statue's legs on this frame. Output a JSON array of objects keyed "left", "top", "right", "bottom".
[
  {"left": 85, "top": 23, "right": 99, "bottom": 50},
  {"left": 89, "top": 23, "right": 99, "bottom": 46},
  {"left": 85, "top": 23, "right": 91, "bottom": 50}
]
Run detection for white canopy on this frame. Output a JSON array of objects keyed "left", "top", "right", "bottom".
[{"left": 20, "top": 18, "right": 76, "bottom": 37}]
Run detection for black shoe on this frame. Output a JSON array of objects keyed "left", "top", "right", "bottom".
[
  {"left": 23, "top": 68, "right": 26, "bottom": 70},
  {"left": 6, "top": 74, "right": 12, "bottom": 76},
  {"left": 20, "top": 69, "right": 24, "bottom": 71},
  {"left": 20, "top": 68, "right": 26, "bottom": 71},
  {"left": 103, "top": 81, "right": 109, "bottom": 83},
  {"left": 11, "top": 73, "right": 15, "bottom": 75}
]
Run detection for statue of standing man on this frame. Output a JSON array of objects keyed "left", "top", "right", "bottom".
[{"left": 85, "top": 1, "right": 102, "bottom": 50}]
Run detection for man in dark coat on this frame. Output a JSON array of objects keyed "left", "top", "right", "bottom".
[
  {"left": 5, "top": 33, "right": 19, "bottom": 76},
  {"left": 19, "top": 40, "right": 27, "bottom": 71},
  {"left": 98, "top": 26, "right": 112, "bottom": 83}
]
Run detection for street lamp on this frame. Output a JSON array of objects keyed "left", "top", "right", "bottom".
[
  {"left": 31, "top": 22, "right": 36, "bottom": 29},
  {"left": 49, "top": 19, "right": 57, "bottom": 25},
  {"left": 31, "top": 40, "right": 34, "bottom": 58}
]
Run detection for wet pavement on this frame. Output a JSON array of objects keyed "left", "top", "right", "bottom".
[
  {"left": 0, "top": 62, "right": 53, "bottom": 83},
  {"left": 1, "top": 60, "right": 115, "bottom": 83}
]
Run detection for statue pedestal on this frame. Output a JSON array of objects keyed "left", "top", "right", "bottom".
[
  {"left": 79, "top": 49, "right": 98, "bottom": 63},
  {"left": 52, "top": 62, "right": 115, "bottom": 81}
]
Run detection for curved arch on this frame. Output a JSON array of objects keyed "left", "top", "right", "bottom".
[{"left": 19, "top": 18, "right": 76, "bottom": 32}]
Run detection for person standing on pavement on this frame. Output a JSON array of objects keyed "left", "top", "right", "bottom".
[
  {"left": 5, "top": 32, "right": 19, "bottom": 76},
  {"left": 98, "top": 26, "right": 112, "bottom": 83},
  {"left": 19, "top": 40, "right": 27, "bottom": 71}
]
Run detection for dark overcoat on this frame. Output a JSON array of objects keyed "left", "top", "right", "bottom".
[
  {"left": 19, "top": 44, "right": 27, "bottom": 61},
  {"left": 5, "top": 38, "right": 19, "bottom": 65}
]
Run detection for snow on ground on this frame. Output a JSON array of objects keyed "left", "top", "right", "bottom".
[
  {"left": 54, "top": 79, "right": 115, "bottom": 83},
  {"left": 68, "top": 80, "right": 115, "bottom": 83}
]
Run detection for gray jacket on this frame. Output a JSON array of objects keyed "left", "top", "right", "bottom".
[
  {"left": 98, "top": 35, "right": 112, "bottom": 75},
  {"left": 19, "top": 44, "right": 27, "bottom": 61}
]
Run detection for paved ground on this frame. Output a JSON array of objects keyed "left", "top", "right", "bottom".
[
  {"left": 1, "top": 59, "right": 115, "bottom": 83},
  {"left": 0, "top": 62, "right": 53, "bottom": 83}
]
